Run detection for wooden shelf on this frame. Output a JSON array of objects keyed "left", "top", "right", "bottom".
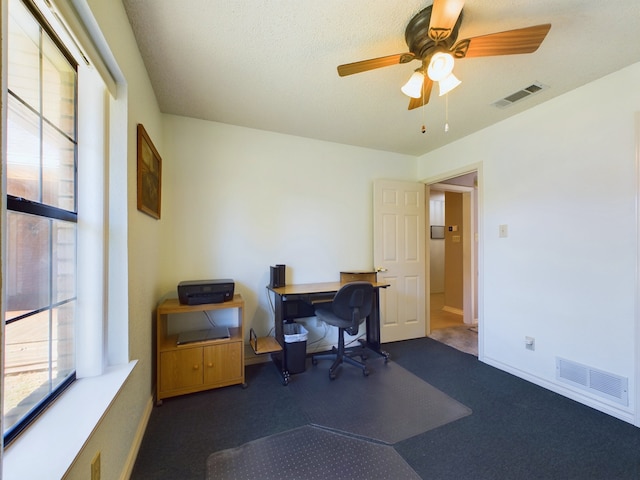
[
  {"left": 158, "top": 295, "right": 244, "bottom": 314},
  {"left": 159, "top": 326, "right": 241, "bottom": 352},
  {"left": 249, "top": 328, "right": 282, "bottom": 355},
  {"left": 155, "top": 295, "right": 245, "bottom": 405}
]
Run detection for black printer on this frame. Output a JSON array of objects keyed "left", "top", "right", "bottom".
[{"left": 177, "top": 279, "right": 235, "bottom": 305}]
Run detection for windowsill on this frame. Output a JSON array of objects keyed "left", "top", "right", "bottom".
[{"left": 3, "top": 360, "right": 137, "bottom": 480}]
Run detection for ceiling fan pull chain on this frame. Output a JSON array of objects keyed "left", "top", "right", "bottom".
[
  {"left": 445, "top": 93, "right": 450, "bottom": 132},
  {"left": 421, "top": 80, "right": 427, "bottom": 134}
]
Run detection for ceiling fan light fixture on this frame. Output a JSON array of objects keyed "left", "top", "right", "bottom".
[
  {"left": 438, "top": 72, "right": 461, "bottom": 96},
  {"left": 427, "top": 52, "right": 455, "bottom": 81},
  {"left": 401, "top": 71, "right": 424, "bottom": 98}
]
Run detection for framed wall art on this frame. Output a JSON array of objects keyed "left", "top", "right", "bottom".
[
  {"left": 430, "top": 225, "right": 445, "bottom": 239},
  {"left": 137, "top": 123, "right": 162, "bottom": 219}
]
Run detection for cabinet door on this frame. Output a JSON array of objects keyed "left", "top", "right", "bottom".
[
  {"left": 160, "top": 348, "right": 203, "bottom": 392},
  {"left": 203, "top": 342, "right": 242, "bottom": 385}
]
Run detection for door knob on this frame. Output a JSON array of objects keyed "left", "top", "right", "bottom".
[{"left": 375, "top": 267, "right": 388, "bottom": 272}]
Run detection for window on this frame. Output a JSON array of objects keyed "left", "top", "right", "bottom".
[{"left": 4, "top": 0, "right": 78, "bottom": 445}]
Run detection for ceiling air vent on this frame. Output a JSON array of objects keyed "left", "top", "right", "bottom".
[{"left": 492, "top": 82, "right": 547, "bottom": 109}]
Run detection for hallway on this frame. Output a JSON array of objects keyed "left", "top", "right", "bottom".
[
  {"left": 430, "top": 292, "right": 464, "bottom": 330},
  {"left": 429, "top": 292, "right": 477, "bottom": 356}
]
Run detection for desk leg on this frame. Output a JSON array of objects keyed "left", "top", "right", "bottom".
[
  {"left": 270, "top": 291, "right": 291, "bottom": 385},
  {"left": 364, "top": 288, "right": 389, "bottom": 362}
]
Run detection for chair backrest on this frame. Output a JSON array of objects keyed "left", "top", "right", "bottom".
[{"left": 332, "top": 281, "right": 374, "bottom": 326}]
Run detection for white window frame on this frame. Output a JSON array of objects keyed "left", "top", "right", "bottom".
[{"left": 1, "top": 0, "right": 133, "bottom": 476}]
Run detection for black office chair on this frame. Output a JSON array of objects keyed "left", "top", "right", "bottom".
[{"left": 311, "top": 281, "right": 374, "bottom": 380}]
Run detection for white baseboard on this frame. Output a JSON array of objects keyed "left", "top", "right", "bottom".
[
  {"left": 483, "top": 356, "right": 636, "bottom": 426},
  {"left": 442, "top": 305, "right": 463, "bottom": 316},
  {"left": 120, "top": 395, "right": 154, "bottom": 480}
]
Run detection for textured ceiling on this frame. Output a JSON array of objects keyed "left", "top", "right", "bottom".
[{"left": 122, "top": 0, "right": 640, "bottom": 156}]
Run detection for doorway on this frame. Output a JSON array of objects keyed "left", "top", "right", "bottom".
[{"left": 427, "top": 172, "right": 478, "bottom": 355}]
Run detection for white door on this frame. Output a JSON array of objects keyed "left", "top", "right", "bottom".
[{"left": 373, "top": 179, "right": 426, "bottom": 343}]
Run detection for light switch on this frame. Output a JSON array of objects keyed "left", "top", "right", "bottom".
[{"left": 499, "top": 224, "right": 508, "bottom": 238}]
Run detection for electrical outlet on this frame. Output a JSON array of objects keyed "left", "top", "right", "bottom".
[
  {"left": 525, "top": 336, "right": 535, "bottom": 351},
  {"left": 91, "top": 452, "right": 101, "bottom": 480}
]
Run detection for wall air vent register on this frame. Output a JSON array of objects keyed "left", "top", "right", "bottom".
[{"left": 556, "top": 357, "right": 628, "bottom": 406}]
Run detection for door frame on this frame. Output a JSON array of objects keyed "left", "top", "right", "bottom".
[
  {"left": 429, "top": 183, "right": 475, "bottom": 325},
  {"left": 422, "top": 166, "right": 482, "bottom": 358}
]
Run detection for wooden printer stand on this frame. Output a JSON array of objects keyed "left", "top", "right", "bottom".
[{"left": 155, "top": 295, "right": 245, "bottom": 405}]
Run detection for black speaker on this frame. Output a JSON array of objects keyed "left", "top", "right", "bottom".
[{"left": 270, "top": 264, "right": 286, "bottom": 288}]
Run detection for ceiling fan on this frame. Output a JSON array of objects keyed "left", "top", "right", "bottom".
[{"left": 337, "top": 0, "right": 551, "bottom": 110}]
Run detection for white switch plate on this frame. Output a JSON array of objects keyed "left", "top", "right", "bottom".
[
  {"left": 499, "top": 224, "right": 508, "bottom": 238},
  {"left": 525, "top": 336, "right": 535, "bottom": 351}
]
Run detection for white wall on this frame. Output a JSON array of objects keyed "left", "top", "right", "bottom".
[
  {"left": 418, "top": 62, "right": 640, "bottom": 424},
  {"left": 159, "top": 115, "right": 416, "bottom": 347}
]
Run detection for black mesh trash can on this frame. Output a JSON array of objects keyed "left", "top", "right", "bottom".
[{"left": 283, "top": 323, "right": 308, "bottom": 374}]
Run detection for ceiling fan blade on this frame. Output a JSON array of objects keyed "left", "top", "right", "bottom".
[
  {"left": 408, "top": 76, "right": 434, "bottom": 110},
  {"left": 337, "top": 53, "right": 415, "bottom": 77},
  {"left": 453, "top": 24, "right": 551, "bottom": 58},
  {"left": 429, "top": 0, "right": 465, "bottom": 42}
]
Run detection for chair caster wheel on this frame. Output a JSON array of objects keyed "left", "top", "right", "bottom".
[
  {"left": 329, "top": 371, "right": 336, "bottom": 380},
  {"left": 312, "top": 358, "right": 318, "bottom": 366},
  {"left": 363, "top": 368, "right": 370, "bottom": 377}
]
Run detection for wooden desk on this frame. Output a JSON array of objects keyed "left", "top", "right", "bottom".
[{"left": 267, "top": 281, "right": 389, "bottom": 385}]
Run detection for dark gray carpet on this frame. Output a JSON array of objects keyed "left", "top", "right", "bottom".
[
  {"left": 132, "top": 337, "right": 640, "bottom": 480},
  {"left": 289, "top": 356, "right": 472, "bottom": 444},
  {"left": 206, "top": 425, "right": 420, "bottom": 480}
]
